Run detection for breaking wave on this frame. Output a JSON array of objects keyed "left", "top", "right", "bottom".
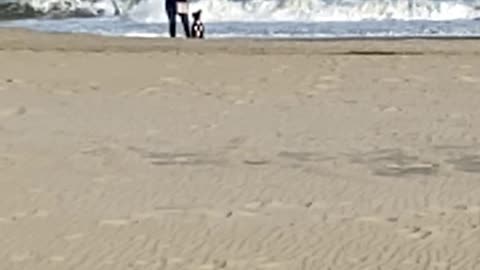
[
  {"left": 129, "top": 0, "right": 480, "bottom": 23},
  {"left": 1, "top": 0, "right": 479, "bottom": 21}
]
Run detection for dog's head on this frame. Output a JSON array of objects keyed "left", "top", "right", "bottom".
[{"left": 192, "top": 9, "right": 202, "bottom": 20}]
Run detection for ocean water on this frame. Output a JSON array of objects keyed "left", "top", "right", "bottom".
[{"left": 1, "top": 0, "right": 480, "bottom": 38}]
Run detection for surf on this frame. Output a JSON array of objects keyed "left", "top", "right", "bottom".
[
  {"left": 128, "top": 0, "right": 480, "bottom": 23},
  {"left": 1, "top": 0, "right": 479, "bottom": 22}
]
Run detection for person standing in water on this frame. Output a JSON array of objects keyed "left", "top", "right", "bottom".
[{"left": 165, "top": 0, "right": 191, "bottom": 38}]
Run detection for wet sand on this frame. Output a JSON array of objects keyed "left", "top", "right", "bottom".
[{"left": 1, "top": 28, "right": 480, "bottom": 269}]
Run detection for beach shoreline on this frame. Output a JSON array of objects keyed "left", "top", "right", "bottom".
[{"left": 1, "top": 27, "right": 480, "bottom": 55}]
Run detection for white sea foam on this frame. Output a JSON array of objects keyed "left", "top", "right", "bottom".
[
  {"left": 1, "top": 0, "right": 480, "bottom": 39},
  {"left": 2, "top": 0, "right": 479, "bottom": 22},
  {"left": 127, "top": 0, "right": 480, "bottom": 23}
]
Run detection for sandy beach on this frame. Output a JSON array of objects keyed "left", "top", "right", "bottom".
[{"left": 1, "top": 28, "right": 480, "bottom": 269}]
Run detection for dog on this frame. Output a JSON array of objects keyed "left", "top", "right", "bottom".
[{"left": 191, "top": 9, "right": 204, "bottom": 39}]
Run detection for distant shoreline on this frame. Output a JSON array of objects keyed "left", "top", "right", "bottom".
[
  {"left": 1, "top": 27, "right": 479, "bottom": 56},
  {"left": 2, "top": 25, "right": 480, "bottom": 42}
]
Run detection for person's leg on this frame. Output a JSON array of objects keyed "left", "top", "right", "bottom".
[
  {"left": 167, "top": 8, "right": 176, "bottom": 38},
  {"left": 180, "top": 13, "right": 191, "bottom": 38}
]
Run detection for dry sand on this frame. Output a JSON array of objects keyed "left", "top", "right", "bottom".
[{"left": 1, "top": 28, "right": 480, "bottom": 270}]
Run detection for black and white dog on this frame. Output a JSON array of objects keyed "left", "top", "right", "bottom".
[{"left": 191, "top": 9, "right": 204, "bottom": 38}]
